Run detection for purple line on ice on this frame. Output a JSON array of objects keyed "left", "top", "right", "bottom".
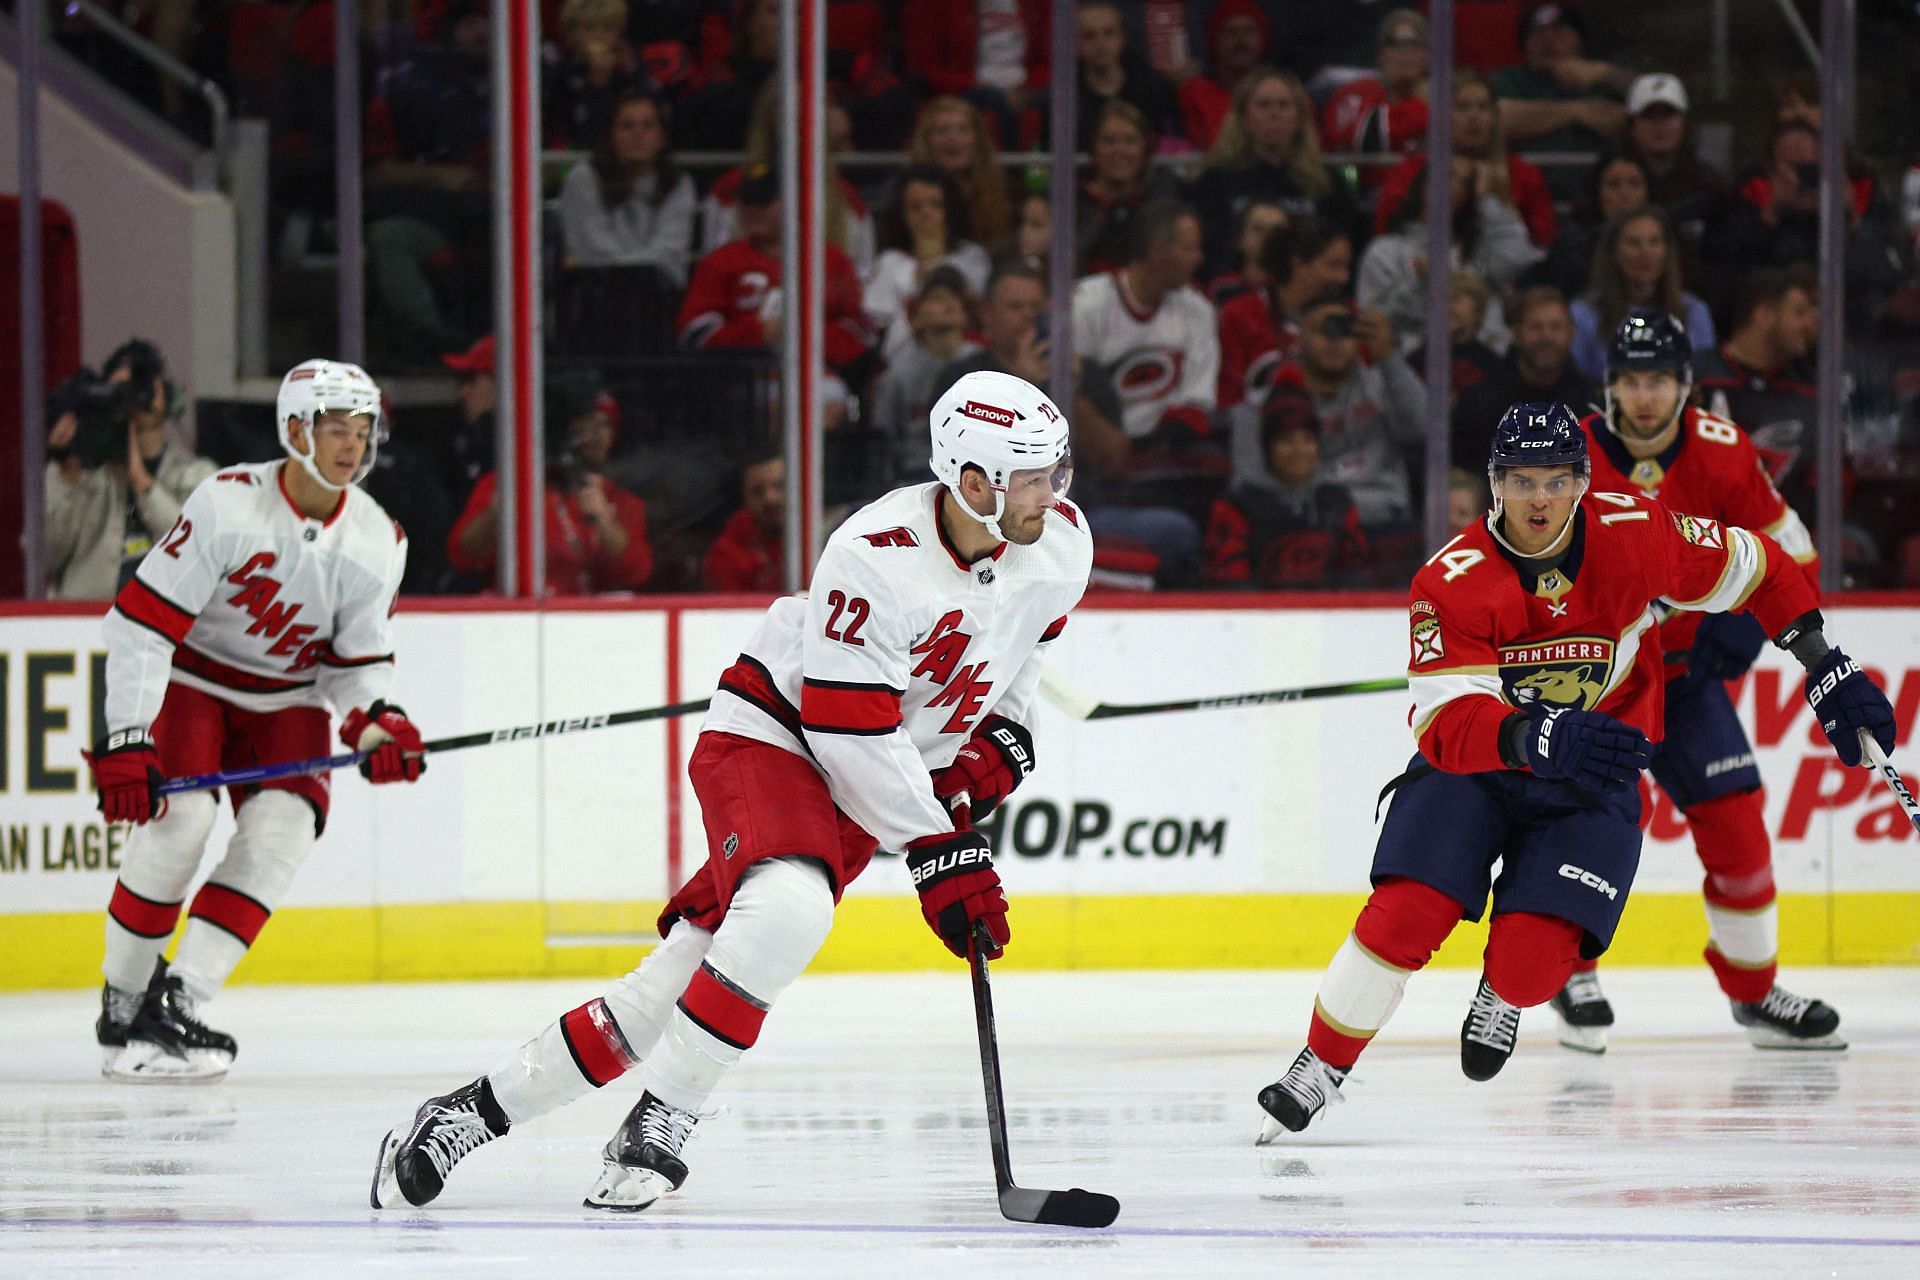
[{"left": 10, "top": 1218, "right": 1920, "bottom": 1248}]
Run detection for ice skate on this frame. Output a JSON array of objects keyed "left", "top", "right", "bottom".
[
  {"left": 1549, "top": 969, "right": 1614, "bottom": 1054},
  {"left": 370, "top": 1077, "right": 510, "bottom": 1208},
  {"left": 103, "top": 961, "right": 236, "bottom": 1083},
  {"left": 1731, "top": 984, "right": 1846, "bottom": 1050},
  {"left": 1461, "top": 976, "right": 1521, "bottom": 1081},
  {"left": 584, "top": 1091, "right": 701, "bottom": 1211},
  {"left": 1255, "top": 1048, "right": 1347, "bottom": 1143}
]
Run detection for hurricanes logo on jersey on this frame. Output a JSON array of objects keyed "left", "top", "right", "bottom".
[
  {"left": 1672, "top": 512, "right": 1724, "bottom": 549},
  {"left": 1500, "top": 637, "right": 1614, "bottom": 710}
]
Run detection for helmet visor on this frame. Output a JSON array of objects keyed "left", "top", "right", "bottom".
[{"left": 1002, "top": 452, "right": 1073, "bottom": 513}]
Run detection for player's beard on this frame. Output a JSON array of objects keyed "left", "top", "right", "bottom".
[{"left": 1002, "top": 507, "right": 1047, "bottom": 545}]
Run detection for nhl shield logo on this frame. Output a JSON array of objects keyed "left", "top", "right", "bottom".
[
  {"left": 723, "top": 832, "right": 739, "bottom": 860},
  {"left": 1500, "top": 637, "right": 1616, "bottom": 710},
  {"left": 977, "top": 567, "right": 995, "bottom": 585}
]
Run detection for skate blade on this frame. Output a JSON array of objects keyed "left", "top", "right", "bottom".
[
  {"left": 1254, "top": 1114, "right": 1284, "bottom": 1146},
  {"left": 370, "top": 1130, "right": 404, "bottom": 1209},
  {"left": 584, "top": 1162, "right": 674, "bottom": 1212},
  {"left": 1556, "top": 1023, "right": 1609, "bottom": 1054},
  {"left": 1745, "top": 1027, "right": 1848, "bottom": 1051},
  {"left": 102, "top": 1041, "right": 229, "bottom": 1084}
]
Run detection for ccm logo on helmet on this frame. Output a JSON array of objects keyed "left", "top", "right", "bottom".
[
  {"left": 1558, "top": 863, "right": 1619, "bottom": 900},
  {"left": 1520, "top": 439, "right": 1555, "bottom": 448},
  {"left": 961, "top": 401, "right": 1018, "bottom": 428}
]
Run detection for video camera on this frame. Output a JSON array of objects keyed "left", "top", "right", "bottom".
[{"left": 47, "top": 370, "right": 146, "bottom": 469}]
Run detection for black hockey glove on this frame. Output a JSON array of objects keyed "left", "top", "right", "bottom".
[{"left": 1510, "top": 706, "right": 1651, "bottom": 794}]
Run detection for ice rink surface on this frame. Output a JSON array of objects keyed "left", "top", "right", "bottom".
[{"left": 3, "top": 967, "right": 1918, "bottom": 1278}]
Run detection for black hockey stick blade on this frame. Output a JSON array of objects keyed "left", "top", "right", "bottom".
[{"left": 969, "top": 927, "right": 1120, "bottom": 1229}]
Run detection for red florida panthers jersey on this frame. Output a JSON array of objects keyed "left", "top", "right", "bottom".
[
  {"left": 1582, "top": 406, "right": 1819, "bottom": 677},
  {"left": 1406, "top": 492, "right": 1818, "bottom": 774}
]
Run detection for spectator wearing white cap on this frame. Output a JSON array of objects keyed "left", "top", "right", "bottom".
[{"left": 1620, "top": 72, "right": 1733, "bottom": 297}]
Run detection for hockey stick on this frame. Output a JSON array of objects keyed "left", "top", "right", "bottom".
[
  {"left": 155, "top": 698, "right": 714, "bottom": 795},
  {"left": 1862, "top": 732, "right": 1920, "bottom": 837},
  {"left": 1039, "top": 664, "right": 1406, "bottom": 722},
  {"left": 968, "top": 924, "right": 1120, "bottom": 1229}
]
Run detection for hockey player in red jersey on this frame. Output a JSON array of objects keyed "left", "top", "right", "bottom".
[
  {"left": 1549, "top": 311, "right": 1842, "bottom": 1053},
  {"left": 1255, "top": 401, "right": 1895, "bottom": 1138},
  {"left": 89, "top": 360, "right": 425, "bottom": 1082},
  {"left": 371, "top": 369, "right": 1091, "bottom": 1213}
]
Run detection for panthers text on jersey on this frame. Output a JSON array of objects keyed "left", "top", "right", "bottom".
[
  {"left": 703, "top": 482, "right": 1092, "bottom": 853},
  {"left": 103, "top": 460, "right": 408, "bottom": 731},
  {"left": 1406, "top": 491, "right": 1818, "bottom": 774},
  {"left": 1582, "top": 406, "right": 1818, "bottom": 675}
]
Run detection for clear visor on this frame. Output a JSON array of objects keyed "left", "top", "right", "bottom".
[
  {"left": 313, "top": 403, "right": 387, "bottom": 445},
  {"left": 1000, "top": 452, "right": 1074, "bottom": 511},
  {"left": 1491, "top": 469, "right": 1587, "bottom": 502}
]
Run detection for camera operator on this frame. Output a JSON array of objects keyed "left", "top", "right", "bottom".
[
  {"left": 446, "top": 374, "right": 654, "bottom": 594},
  {"left": 44, "top": 339, "right": 217, "bottom": 599}
]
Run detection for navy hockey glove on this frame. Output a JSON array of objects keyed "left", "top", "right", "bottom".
[
  {"left": 1514, "top": 706, "right": 1651, "bottom": 793},
  {"left": 906, "top": 831, "right": 1009, "bottom": 960},
  {"left": 85, "top": 728, "right": 165, "bottom": 825},
  {"left": 1804, "top": 648, "right": 1896, "bottom": 767},
  {"left": 1688, "top": 612, "right": 1769, "bottom": 682},
  {"left": 931, "top": 715, "right": 1035, "bottom": 823}
]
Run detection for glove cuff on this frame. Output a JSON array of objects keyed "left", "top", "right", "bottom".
[
  {"left": 976, "top": 715, "right": 1035, "bottom": 782},
  {"left": 905, "top": 831, "right": 994, "bottom": 890},
  {"left": 1774, "top": 610, "right": 1830, "bottom": 670},
  {"left": 97, "top": 727, "right": 155, "bottom": 754}
]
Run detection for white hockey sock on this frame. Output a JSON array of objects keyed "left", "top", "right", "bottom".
[
  {"left": 636, "top": 857, "right": 835, "bottom": 1113},
  {"left": 489, "top": 921, "right": 714, "bottom": 1126},
  {"left": 103, "top": 793, "right": 217, "bottom": 993},
  {"left": 1314, "top": 933, "right": 1414, "bottom": 1042},
  {"left": 173, "top": 792, "right": 316, "bottom": 1006},
  {"left": 1705, "top": 899, "right": 1778, "bottom": 970}
]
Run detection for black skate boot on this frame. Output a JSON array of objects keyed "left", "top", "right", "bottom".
[
  {"left": 584, "top": 1091, "right": 701, "bottom": 1211},
  {"left": 1461, "top": 976, "right": 1522, "bottom": 1081},
  {"left": 1255, "top": 1047, "right": 1348, "bottom": 1143},
  {"left": 1731, "top": 984, "right": 1846, "bottom": 1050},
  {"left": 96, "top": 981, "right": 142, "bottom": 1050},
  {"left": 370, "top": 1077, "right": 512, "bottom": 1208},
  {"left": 1549, "top": 969, "right": 1614, "bottom": 1054},
  {"left": 105, "top": 961, "right": 237, "bottom": 1083}
]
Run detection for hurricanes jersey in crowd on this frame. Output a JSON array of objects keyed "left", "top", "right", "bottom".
[
  {"left": 1581, "top": 406, "right": 1819, "bottom": 676},
  {"left": 704, "top": 482, "right": 1093, "bottom": 853},
  {"left": 1071, "top": 270, "right": 1219, "bottom": 438},
  {"left": 1406, "top": 491, "right": 1818, "bottom": 774},
  {"left": 103, "top": 461, "right": 408, "bottom": 729}
]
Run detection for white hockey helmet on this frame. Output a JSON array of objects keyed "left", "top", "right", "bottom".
[
  {"left": 276, "top": 358, "right": 386, "bottom": 490},
  {"left": 928, "top": 370, "right": 1072, "bottom": 541}
]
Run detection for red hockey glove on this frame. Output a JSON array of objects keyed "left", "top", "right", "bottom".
[
  {"left": 340, "top": 700, "right": 427, "bottom": 784},
  {"left": 930, "top": 715, "right": 1035, "bottom": 822},
  {"left": 86, "top": 728, "right": 165, "bottom": 825},
  {"left": 905, "top": 831, "right": 1009, "bottom": 960}
]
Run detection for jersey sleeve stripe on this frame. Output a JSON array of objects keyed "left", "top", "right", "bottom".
[
  {"left": 1409, "top": 670, "right": 1506, "bottom": 739},
  {"left": 1040, "top": 616, "right": 1068, "bottom": 643},
  {"left": 717, "top": 655, "right": 805, "bottom": 739},
  {"left": 800, "top": 679, "right": 904, "bottom": 735},
  {"left": 1763, "top": 508, "right": 1818, "bottom": 564},
  {"left": 1669, "top": 526, "right": 1766, "bottom": 613},
  {"left": 321, "top": 650, "right": 394, "bottom": 669},
  {"left": 113, "top": 575, "right": 195, "bottom": 645}
]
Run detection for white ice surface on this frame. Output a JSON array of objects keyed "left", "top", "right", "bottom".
[{"left": 3, "top": 967, "right": 1918, "bottom": 1278}]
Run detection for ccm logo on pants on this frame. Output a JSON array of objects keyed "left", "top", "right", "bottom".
[{"left": 1558, "top": 863, "right": 1619, "bottom": 900}]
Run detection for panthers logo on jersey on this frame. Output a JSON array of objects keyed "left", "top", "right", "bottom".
[{"left": 1499, "top": 637, "right": 1616, "bottom": 710}]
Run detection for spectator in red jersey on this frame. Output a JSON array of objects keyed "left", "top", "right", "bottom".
[
  {"left": 1319, "top": 8, "right": 1429, "bottom": 182},
  {"left": 907, "top": 96, "right": 1016, "bottom": 250},
  {"left": 1203, "top": 381, "right": 1370, "bottom": 589},
  {"left": 449, "top": 376, "right": 654, "bottom": 594},
  {"left": 1063, "top": 1, "right": 1182, "bottom": 150},
  {"left": 1374, "top": 69, "right": 1557, "bottom": 249},
  {"left": 900, "top": 0, "right": 1051, "bottom": 148},
  {"left": 1216, "top": 214, "right": 1353, "bottom": 411},
  {"left": 1176, "top": 0, "right": 1271, "bottom": 151},
  {"left": 1188, "top": 68, "right": 1361, "bottom": 279},
  {"left": 1077, "top": 100, "right": 1184, "bottom": 274},
  {"left": 702, "top": 453, "right": 786, "bottom": 593},
  {"left": 1207, "top": 198, "right": 1290, "bottom": 306},
  {"left": 678, "top": 164, "right": 874, "bottom": 378}
]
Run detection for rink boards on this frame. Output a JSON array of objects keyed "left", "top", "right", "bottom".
[{"left": 2, "top": 596, "right": 1917, "bottom": 988}]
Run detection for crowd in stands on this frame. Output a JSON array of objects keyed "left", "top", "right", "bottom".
[{"left": 45, "top": 0, "right": 1920, "bottom": 596}]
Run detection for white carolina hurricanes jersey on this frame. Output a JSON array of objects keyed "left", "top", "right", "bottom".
[
  {"left": 1072, "top": 270, "right": 1219, "bottom": 438},
  {"left": 103, "top": 461, "right": 408, "bottom": 729},
  {"left": 705, "top": 482, "right": 1093, "bottom": 852}
]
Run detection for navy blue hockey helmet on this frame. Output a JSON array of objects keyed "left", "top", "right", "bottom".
[
  {"left": 1489, "top": 401, "right": 1589, "bottom": 475},
  {"left": 1607, "top": 308, "right": 1693, "bottom": 379}
]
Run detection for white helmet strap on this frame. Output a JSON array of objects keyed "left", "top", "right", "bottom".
[
  {"left": 288, "top": 416, "right": 349, "bottom": 492},
  {"left": 945, "top": 468, "right": 1007, "bottom": 545}
]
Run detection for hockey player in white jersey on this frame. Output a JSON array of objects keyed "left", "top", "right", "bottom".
[
  {"left": 89, "top": 359, "right": 425, "bottom": 1082},
  {"left": 371, "top": 369, "right": 1090, "bottom": 1213}
]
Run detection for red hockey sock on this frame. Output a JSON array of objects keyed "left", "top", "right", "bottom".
[
  {"left": 1353, "top": 877, "right": 1464, "bottom": 970},
  {"left": 1484, "top": 912, "right": 1585, "bottom": 1007},
  {"left": 1307, "top": 878, "right": 1463, "bottom": 1070}
]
